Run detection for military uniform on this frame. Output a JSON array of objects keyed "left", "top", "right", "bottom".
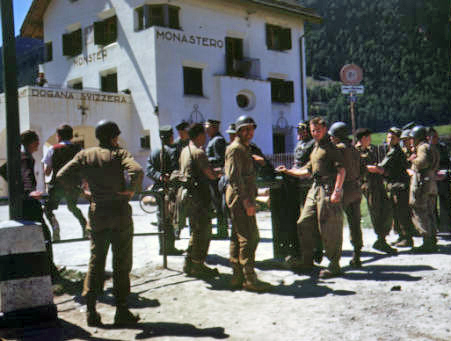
[
  {"left": 146, "top": 143, "right": 180, "bottom": 253},
  {"left": 378, "top": 144, "right": 415, "bottom": 244},
  {"left": 435, "top": 142, "right": 451, "bottom": 232},
  {"left": 43, "top": 142, "right": 87, "bottom": 238},
  {"left": 337, "top": 140, "right": 362, "bottom": 265},
  {"left": 297, "top": 136, "right": 344, "bottom": 273},
  {"left": 357, "top": 144, "right": 393, "bottom": 241},
  {"left": 56, "top": 145, "right": 143, "bottom": 308},
  {"left": 410, "top": 141, "right": 440, "bottom": 241},
  {"left": 225, "top": 137, "right": 259, "bottom": 282},
  {"left": 180, "top": 142, "right": 213, "bottom": 267},
  {"left": 206, "top": 132, "right": 228, "bottom": 237}
]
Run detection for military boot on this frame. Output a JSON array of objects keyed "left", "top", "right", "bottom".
[
  {"left": 373, "top": 238, "right": 398, "bottom": 254},
  {"left": 349, "top": 250, "right": 362, "bottom": 268},
  {"left": 242, "top": 273, "right": 272, "bottom": 293},
  {"left": 114, "top": 304, "right": 140, "bottom": 326},
  {"left": 411, "top": 237, "right": 438, "bottom": 253},
  {"left": 230, "top": 263, "right": 244, "bottom": 290},
  {"left": 319, "top": 261, "right": 342, "bottom": 279},
  {"left": 86, "top": 295, "right": 102, "bottom": 327}
]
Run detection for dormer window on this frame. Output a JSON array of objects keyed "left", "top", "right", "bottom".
[
  {"left": 62, "top": 29, "right": 82, "bottom": 57},
  {"left": 94, "top": 16, "right": 117, "bottom": 46},
  {"left": 135, "top": 4, "right": 180, "bottom": 31}
]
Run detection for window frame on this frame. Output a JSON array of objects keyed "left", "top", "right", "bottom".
[
  {"left": 269, "top": 78, "right": 294, "bottom": 103},
  {"left": 94, "top": 15, "right": 118, "bottom": 46},
  {"left": 135, "top": 4, "right": 180, "bottom": 31},
  {"left": 266, "top": 24, "right": 292, "bottom": 51},
  {"left": 183, "top": 66, "right": 203, "bottom": 97},
  {"left": 62, "top": 28, "right": 82, "bottom": 57},
  {"left": 100, "top": 72, "right": 118, "bottom": 93}
]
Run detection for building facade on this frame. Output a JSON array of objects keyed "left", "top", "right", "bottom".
[{"left": 1, "top": 0, "right": 321, "bottom": 195}]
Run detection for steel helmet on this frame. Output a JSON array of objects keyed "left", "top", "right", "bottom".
[
  {"left": 410, "top": 125, "right": 427, "bottom": 143},
  {"left": 95, "top": 120, "right": 121, "bottom": 143},
  {"left": 328, "top": 121, "right": 348, "bottom": 140},
  {"left": 400, "top": 129, "right": 411, "bottom": 139},
  {"left": 235, "top": 115, "right": 257, "bottom": 132}
]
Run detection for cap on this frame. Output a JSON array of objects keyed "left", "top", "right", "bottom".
[
  {"left": 297, "top": 121, "right": 308, "bottom": 130},
  {"left": 176, "top": 121, "right": 189, "bottom": 131},
  {"left": 204, "top": 119, "right": 220, "bottom": 127},
  {"left": 159, "top": 125, "right": 173, "bottom": 138},
  {"left": 388, "top": 127, "right": 402, "bottom": 137},
  {"left": 354, "top": 128, "right": 372, "bottom": 141},
  {"left": 226, "top": 123, "right": 236, "bottom": 134}
]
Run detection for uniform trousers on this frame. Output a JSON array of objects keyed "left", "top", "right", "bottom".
[
  {"left": 297, "top": 183, "right": 343, "bottom": 267},
  {"left": 83, "top": 202, "right": 133, "bottom": 306},
  {"left": 437, "top": 180, "right": 451, "bottom": 232},
  {"left": 411, "top": 195, "right": 438, "bottom": 239},
  {"left": 187, "top": 203, "right": 212, "bottom": 264},
  {"left": 44, "top": 185, "right": 86, "bottom": 228},
  {"left": 388, "top": 185, "right": 415, "bottom": 239},
  {"left": 362, "top": 181, "right": 392, "bottom": 239},
  {"left": 229, "top": 202, "right": 259, "bottom": 277}
]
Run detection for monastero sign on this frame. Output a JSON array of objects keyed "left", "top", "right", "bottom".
[
  {"left": 156, "top": 30, "right": 224, "bottom": 48},
  {"left": 73, "top": 49, "right": 108, "bottom": 67}
]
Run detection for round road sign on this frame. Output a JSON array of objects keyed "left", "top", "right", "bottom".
[{"left": 340, "top": 64, "right": 363, "bottom": 85}]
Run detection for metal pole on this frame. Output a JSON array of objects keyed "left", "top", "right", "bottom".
[
  {"left": 350, "top": 93, "right": 356, "bottom": 135},
  {"left": 1, "top": 0, "right": 23, "bottom": 219}
]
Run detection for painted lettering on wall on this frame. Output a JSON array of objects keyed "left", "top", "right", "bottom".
[
  {"left": 73, "top": 49, "right": 108, "bottom": 67},
  {"left": 30, "top": 88, "right": 129, "bottom": 104},
  {"left": 156, "top": 30, "right": 224, "bottom": 48}
]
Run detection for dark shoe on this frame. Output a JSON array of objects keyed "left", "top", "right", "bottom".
[
  {"left": 349, "top": 252, "right": 362, "bottom": 268},
  {"left": 313, "top": 248, "right": 324, "bottom": 264},
  {"left": 285, "top": 256, "right": 314, "bottom": 273},
  {"left": 373, "top": 239, "right": 398, "bottom": 254},
  {"left": 395, "top": 238, "right": 413, "bottom": 247},
  {"left": 243, "top": 274, "right": 272, "bottom": 293},
  {"left": 187, "top": 263, "right": 219, "bottom": 279},
  {"left": 411, "top": 238, "right": 438, "bottom": 254},
  {"left": 198, "top": 264, "right": 220, "bottom": 278},
  {"left": 114, "top": 307, "right": 140, "bottom": 326},
  {"left": 87, "top": 311, "right": 102, "bottom": 327},
  {"left": 319, "top": 263, "right": 342, "bottom": 279}
]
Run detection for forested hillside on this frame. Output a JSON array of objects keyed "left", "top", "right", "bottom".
[{"left": 303, "top": 0, "right": 451, "bottom": 131}]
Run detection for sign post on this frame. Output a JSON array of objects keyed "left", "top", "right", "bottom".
[
  {"left": 0, "top": 0, "right": 23, "bottom": 219},
  {"left": 340, "top": 64, "right": 364, "bottom": 134}
]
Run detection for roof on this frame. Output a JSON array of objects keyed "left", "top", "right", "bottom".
[{"left": 21, "top": 0, "right": 321, "bottom": 39}]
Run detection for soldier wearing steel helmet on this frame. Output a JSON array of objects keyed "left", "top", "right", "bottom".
[
  {"left": 225, "top": 115, "right": 272, "bottom": 292},
  {"left": 277, "top": 117, "right": 346, "bottom": 279},
  {"left": 407, "top": 125, "right": 440, "bottom": 252},
  {"left": 368, "top": 127, "right": 416, "bottom": 247},
  {"left": 56, "top": 120, "right": 143, "bottom": 327},
  {"left": 329, "top": 122, "right": 364, "bottom": 267}
]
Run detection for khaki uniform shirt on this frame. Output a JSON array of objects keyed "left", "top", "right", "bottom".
[
  {"left": 224, "top": 137, "right": 257, "bottom": 208},
  {"left": 179, "top": 141, "right": 211, "bottom": 204},
  {"left": 56, "top": 145, "right": 143, "bottom": 204},
  {"left": 412, "top": 141, "right": 440, "bottom": 174},
  {"left": 304, "top": 136, "right": 344, "bottom": 180}
]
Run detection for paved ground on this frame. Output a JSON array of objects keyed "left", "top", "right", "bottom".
[{"left": 1, "top": 202, "right": 451, "bottom": 341}]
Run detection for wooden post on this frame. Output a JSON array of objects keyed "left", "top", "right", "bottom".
[{"left": 0, "top": 0, "right": 23, "bottom": 220}]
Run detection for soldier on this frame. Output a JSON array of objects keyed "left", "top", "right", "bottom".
[
  {"left": 173, "top": 121, "right": 190, "bottom": 164},
  {"left": 42, "top": 124, "right": 87, "bottom": 241},
  {"left": 408, "top": 125, "right": 440, "bottom": 252},
  {"left": 354, "top": 128, "right": 396, "bottom": 254},
  {"left": 0, "top": 130, "right": 60, "bottom": 280},
  {"left": 367, "top": 127, "right": 416, "bottom": 247},
  {"left": 428, "top": 127, "right": 451, "bottom": 233},
  {"left": 225, "top": 115, "right": 272, "bottom": 291},
  {"left": 205, "top": 119, "right": 228, "bottom": 239},
  {"left": 226, "top": 123, "right": 236, "bottom": 144},
  {"left": 277, "top": 117, "right": 345, "bottom": 279},
  {"left": 329, "top": 122, "right": 363, "bottom": 267},
  {"left": 146, "top": 126, "right": 183, "bottom": 255},
  {"left": 56, "top": 120, "right": 143, "bottom": 326},
  {"left": 180, "top": 123, "right": 221, "bottom": 278}
]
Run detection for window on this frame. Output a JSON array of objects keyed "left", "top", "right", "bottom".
[
  {"left": 273, "top": 133, "right": 286, "bottom": 153},
  {"left": 269, "top": 78, "right": 294, "bottom": 103},
  {"left": 94, "top": 16, "right": 117, "bottom": 46},
  {"left": 43, "top": 41, "right": 53, "bottom": 62},
  {"left": 135, "top": 4, "right": 180, "bottom": 31},
  {"left": 266, "top": 24, "right": 292, "bottom": 51},
  {"left": 225, "top": 37, "right": 243, "bottom": 76},
  {"left": 71, "top": 81, "right": 83, "bottom": 90},
  {"left": 183, "top": 67, "right": 203, "bottom": 96},
  {"left": 101, "top": 72, "right": 117, "bottom": 93},
  {"left": 62, "top": 29, "right": 82, "bottom": 57}
]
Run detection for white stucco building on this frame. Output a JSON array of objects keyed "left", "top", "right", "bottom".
[{"left": 1, "top": 0, "right": 321, "bottom": 195}]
